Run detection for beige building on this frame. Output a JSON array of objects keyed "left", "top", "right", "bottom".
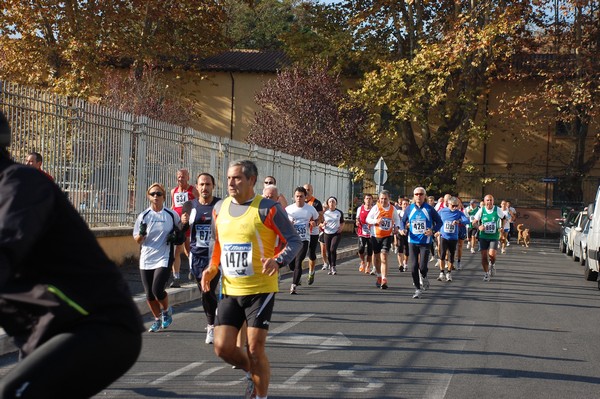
[{"left": 165, "top": 50, "right": 599, "bottom": 233}]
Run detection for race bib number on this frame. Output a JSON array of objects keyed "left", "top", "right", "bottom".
[
  {"left": 379, "top": 218, "right": 392, "bottom": 231},
  {"left": 412, "top": 219, "right": 426, "bottom": 235},
  {"left": 294, "top": 223, "right": 308, "bottom": 240},
  {"left": 361, "top": 223, "right": 370, "bottom": 235},
  {"left": 444, "top": 221, "right": 456, "bottom": 233},
  {"left": 195, "top": 224, "right": 211, "bottom": 247},
  {"left": 173, "top": 191, "right": 189, "bottom": 207},
  {"left": 221, "top": 242, "right": 254, "bottom": 277},
  {"left": 483, "top": 222, "right": 497, "bottom": 234}
]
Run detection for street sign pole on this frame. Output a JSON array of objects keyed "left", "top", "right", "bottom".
[{"left": 374, "top": 157, "right": 388, "bottom": 194}]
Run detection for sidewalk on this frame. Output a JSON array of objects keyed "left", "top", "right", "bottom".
[{"left": 0, "top": 233, "right": 359, "bottom": 356}]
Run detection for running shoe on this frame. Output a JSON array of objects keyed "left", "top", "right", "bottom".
[
  {"left": 205, "top": 325, "right": 214, "bottom": 344},
  {"left": 148, "top": 319, "right": 161, "bottom": 333},
  {"left": 412, "top": 289, "right": 422, "bottom": 299},
  {"left": 470, "top": 248, "right": 476, "bottom": 254},
  {"left": 369, "top": 267, "right": 376, "bottom": 275},
  {"left": 331, "top": 266, "right": 337, "bottom": 275},
  {"left": 322, "top": 263, "right": 329, "bottom": 271},
  {"left": 162, "top": 306, "right": 173, "bottom": 329},
  {"left": 490, "top": 263, "right": 496, "bottom": 276},
  {"left": 398, "top": 265, "right": 404, "bottom": 272},
  {"left": 290, "top": 284, "right": 297, "bottom": 294},
  {"left": 456, "top": 261, "right": 462, "bottom": 271},
  {"left": 244, "top": 373, "right": 256, "bottom": 399},
  {"left": 466, "top": 242, "right": 471, "bottom": 249},
  {"left": 381, "top": 278, "right": 388, "bottom": 289},
  {"left": 375, "top": 276, "right": 382, "bottom": 288},
  {"left": 169, "top": 278, "right": 181, "bottom": 288},
  {"left": 506, "top": 241, "right": 510, "bottom": 247},
  {"left": 501, "top": 248, "right": 506, "bottom": 254},
  {"left": 483, "top": 272, "right": 490, "bottom": 282},
  {"left": 422, "top": 275, "right": 430, "bottom": 291},
  {"left": 307, "top": 273, "right": 315, "bottom": 285},
  {"left": 437, "top": 271, "right": 446, "bottom": 281},
  {"left": 359, "top": 262, "right": 365, "bottom": 272},
  {"left": 446, "top": 272, "right": 453, "bottom": 282}
]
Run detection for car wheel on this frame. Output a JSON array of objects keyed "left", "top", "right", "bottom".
[
  {"left": 581, "top": 247, "right": 586, "bottom": 265},
  {"left": 560, "top": 238, "right": 566, "bottom": 253},
  {"left": 567, "top": 244, "right": 573, "bottom": 256},
  {"left": 572, "top": 247, "right": 579, "bottom": 262},
  {"left": 584, "top": 257, "right": 598, "bottom": 281}
]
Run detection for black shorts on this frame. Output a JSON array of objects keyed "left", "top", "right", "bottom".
[
  {"left": 395, "top": 233, "right": 409, "bottom": 255},
  {"left": 371, "top": 236, "right": 393, "bottom": 254},
  {"left": 468, "top": 227, "right": 479, "bottom": 239},
  {"left": 189, "top": 252, "right": 209, "bottom": 279},
  {"left": 216, "top": 293, "right": 275, "bottom": 330}
]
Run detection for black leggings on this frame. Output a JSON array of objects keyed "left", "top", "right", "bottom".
[
  {"left": 409, "top": 243, "right": 431, "bottom": 289},
  {"left": 141, "top": 266, "right": 170, "bottom": 301},
  {"left": 289, "top": 241, "right": 309, "bottom": 285},
  {"left": 308, "top": 234, "right": 319, "bottom": 261},
  {"left": 324, "top": 233, "right": 342, "bottom": 267},
  {"left": 196, "top": 271, "right": 220, "bottom": 326},
  {"left": 0, "top": 323, "right": 142, "bottom": 399}
]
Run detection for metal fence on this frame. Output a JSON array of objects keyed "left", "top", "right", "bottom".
[{"left": 1, "top": 80, "right": 353, "bottom": 227}]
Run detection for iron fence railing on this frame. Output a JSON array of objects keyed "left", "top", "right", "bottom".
[{"left": 1, "top": 80, "right": 353, "bottom": 227}]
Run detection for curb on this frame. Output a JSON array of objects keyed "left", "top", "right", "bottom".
[{"left": 0, "top": 246, "right": 358, "bottom": 356}]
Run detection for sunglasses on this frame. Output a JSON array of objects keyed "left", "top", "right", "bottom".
[
  {"left": 264, "top": 181, "right": 275, "bottom": 185},
  {"left": 451, "top": 205, "right": 459, "bottom": 208},
  {"left": 414, "top": 193, "right": 425, "bottom": 196},
  {"left": 149, "top": 191, "right": 164, "bottom": 197}
]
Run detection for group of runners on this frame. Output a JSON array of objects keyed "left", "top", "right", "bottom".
[{"left": 354, "top": 188, "right": 517, "bottom": 298}]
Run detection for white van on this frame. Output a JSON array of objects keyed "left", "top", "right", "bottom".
[{"left": 584, "top": 186, "right": 600, "bottom": 290}]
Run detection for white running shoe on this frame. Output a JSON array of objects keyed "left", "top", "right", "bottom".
[
  {"left": 507, "top": 241, "right": 510, "bottom": 247},
  {"left": 456, "top": 261, "right": 462, "bottom": 270},
  {"left": 322, "top": 263, "right": 329, "bottom": 271},
  {"left": 470, "top": 248, "right": 476, "bottom": 254},
  {"left": 205, "top": 325, "right": 214, "bottom": 344},
  {"left": 437, "top": 271, "right": 446, "bottom": 281},
  {"left": 483, "top": 272, "right": 490, "bottom": 282},
  {"left": 446, "top": 272, "right": 452, "bottom": 282},
  {"left": 412, "top": 289, "right": 422, "bottom": 299}
]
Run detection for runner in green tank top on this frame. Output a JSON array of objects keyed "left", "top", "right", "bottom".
[{"left": 473, "top": 195, "right": 506, "bottom": 281}]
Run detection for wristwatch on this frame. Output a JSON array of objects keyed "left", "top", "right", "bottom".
[{"left": 275, "top": 256, "right": 285, "bottom": 268}]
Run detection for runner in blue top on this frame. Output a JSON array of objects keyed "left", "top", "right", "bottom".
[
  {"left": 436, "top": 197, "right": 470, "bottom": 282},
  {"left": 399, "top": 187, "right": 443, "bottom": 299}
]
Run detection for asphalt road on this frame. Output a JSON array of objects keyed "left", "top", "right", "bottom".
[{"left": 1, "top": 238, "right": 599, "bottom": 399}]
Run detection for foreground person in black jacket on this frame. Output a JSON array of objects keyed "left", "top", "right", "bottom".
[{"left": 0, "top": 110, "right": 144, "bottom": 398}]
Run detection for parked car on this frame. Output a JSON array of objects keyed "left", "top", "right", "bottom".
[
  {"left": 585, "top": 189, "right": 600, "bottom": 289},
  {"left": 567, "top": 209, "right": 588, "bottom": 256},
  {"left": 572, "top": 216, "right": 590, "bottom": 265},
  {"left": 558, "top": 209, "right": 579, "bottom": 254}
]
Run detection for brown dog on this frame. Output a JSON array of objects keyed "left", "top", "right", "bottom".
[
  {"left": 522, "top": 228, "right": 530, "bottom": 247},
  {"left": 517, "top": 224, "right": 530, "bottom": 247}
]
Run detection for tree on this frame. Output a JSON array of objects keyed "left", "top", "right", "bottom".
[
  {"left": 348, "top": 1, "right": 531, "bottom": 194},
  {"left": 497, "top": 0, "right": 600, "bottom": 204},
  {"left": 0, "top": 0, "right": 228, "bottom": 96},
  {"left": 223, "top": 0, "right": 298, "bottom": 50},
  {"left": 101, "top": 66, "right": 193, "bottom": 126},
  {"left": 246, "top": 63, "right": 371, "bottom": 166}
]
